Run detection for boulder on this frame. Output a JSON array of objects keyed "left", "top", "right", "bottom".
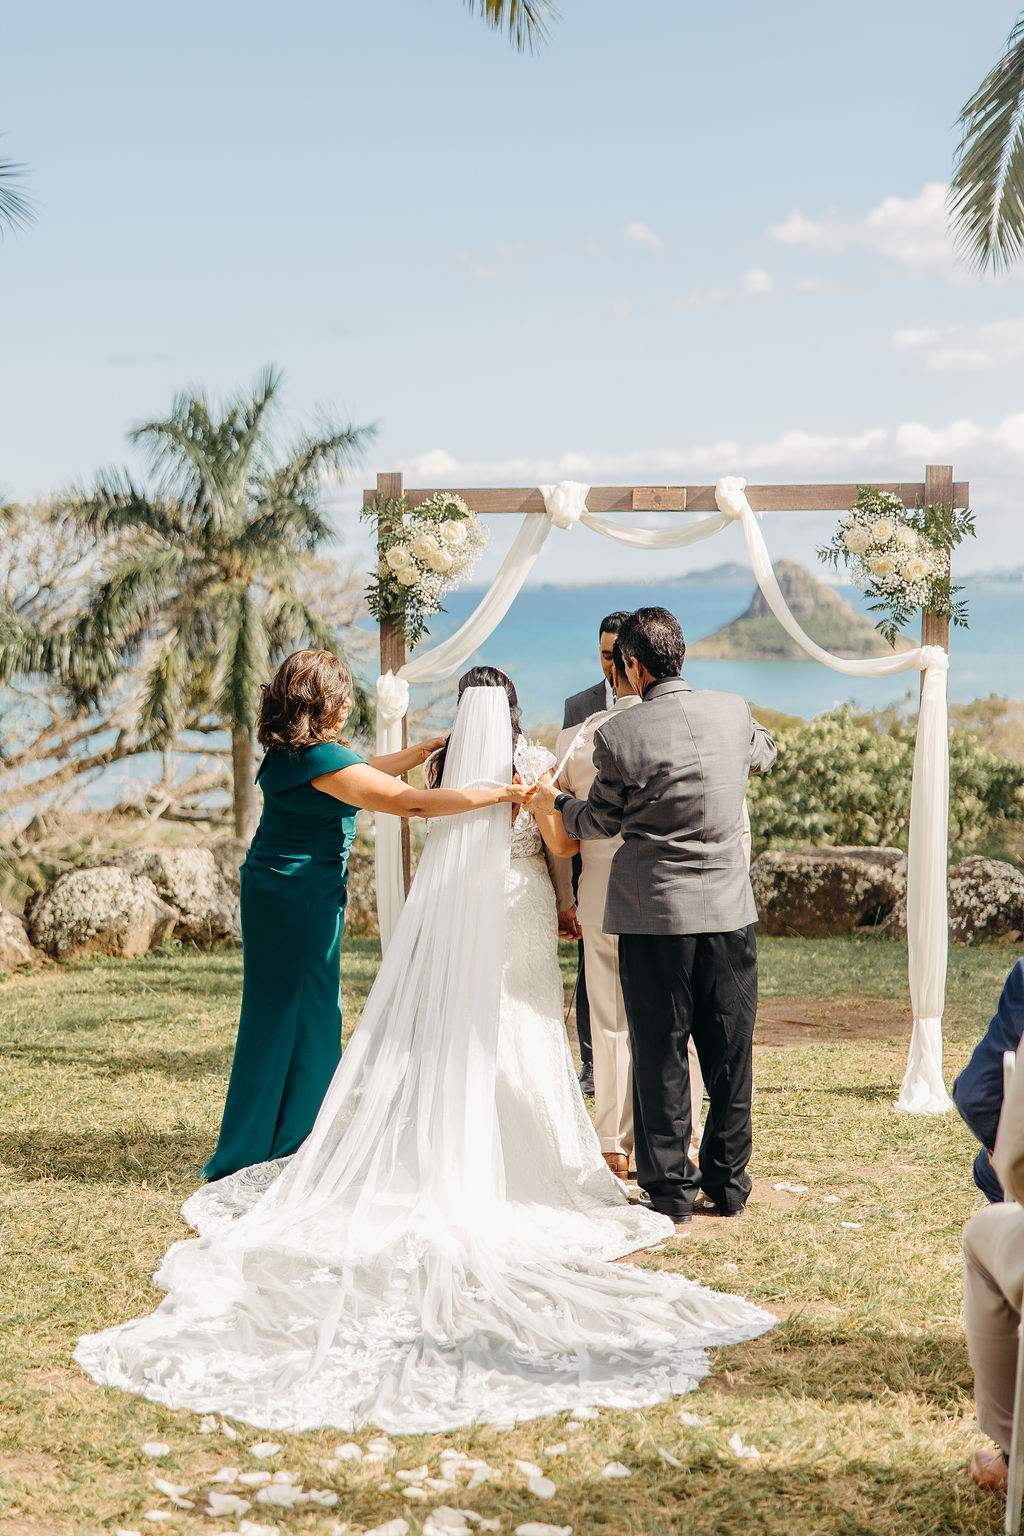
[
  {"left": 211, "top": 837, "right": 249, "bottom": 896},
  {"left": 108, "top": 848, "right": 241, "bottom": 946},
  {"left": 751, "top": 847, "right": 904, "bottom": 937},
  {"left": 27, "top": 867, "right": 178, "bottom": 961},
  {"left": 344, "top": 851, "right": 378, "bottom": 937},
  {"left": 0, "top": 909, "right": 42, "bottom": 971},
  {"left": 947, "top": 856, "right": 1024, "bottom": 944}
]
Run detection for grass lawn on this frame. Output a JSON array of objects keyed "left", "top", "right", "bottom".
[{"left": 0, "top": 934, "right": 1020, "bottom": 1535}]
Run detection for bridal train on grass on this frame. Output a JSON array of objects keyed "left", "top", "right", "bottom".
[{"left": 75, "top": 686, "right": 774, "bottom": 1434}]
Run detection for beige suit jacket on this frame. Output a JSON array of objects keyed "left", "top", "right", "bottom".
[{"left": 557, "top": 695, "right": 641, "bottom": 928}]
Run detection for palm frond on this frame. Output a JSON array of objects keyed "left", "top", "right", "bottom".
[
  {"left": 0, "top": 608, "right": 119, "bottom": 698},
  {"left": 62, "top": 470, "right": 183, "bottom": 539},
  {"left": 463, "top": 0, "right": 559, "bottom": 52},
  {"left": 0, "top": 149, "right": 35, "bottom": 236},
  {"left": 77, "top": 545, "right": 186, "bottom": 649},
  {"left": 215, "top": 583, "right": 271, "bottom": 730},
  {"left": 139, "top": 607, "right": 213, "bottom": 742},
  {"left": 950, "top": 14, "right": 1024, "bottom": 270},
  {"left": 130, "top": 390, "right": 232, "bottom": 538},
  {"left": 262, "top": 421, "right": 377, "bottom": 508}
]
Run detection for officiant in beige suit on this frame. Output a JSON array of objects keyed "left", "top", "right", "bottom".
[{"left": 550, "top": 639, "right": 704, "bottom": 1180}]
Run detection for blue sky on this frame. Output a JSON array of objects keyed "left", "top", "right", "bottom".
[{"left": 4, "top": 0, "right": 1023, "bottom": 584}]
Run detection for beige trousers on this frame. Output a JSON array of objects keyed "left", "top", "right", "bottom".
[
  {"left": 581, "top": 926, "right": 704, "bottom": 1161},
  {"left": 963, "top": 1200, "right": 1024, "bottom": 1454}
]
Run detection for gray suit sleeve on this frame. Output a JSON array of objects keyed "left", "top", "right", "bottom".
[
  {"left": 749, "top": 715, "right": 777, "bottom": 775},
  {"left": 560, "top": 728, "right": 627, "bottom": 841}
]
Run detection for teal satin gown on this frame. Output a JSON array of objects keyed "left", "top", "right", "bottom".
[{"left": 202, "top": 740, "right": 364, "bottom": 1182}]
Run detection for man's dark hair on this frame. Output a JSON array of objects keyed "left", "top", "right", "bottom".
[
  {"left": 599, "top": 610, "right": 632, "bottom": 638},
  {"left": 617, "top": 607, "right": 685, "bottom": 680},
  {"left": 611, "top": 637, "right": 626, "bottom": 677}
]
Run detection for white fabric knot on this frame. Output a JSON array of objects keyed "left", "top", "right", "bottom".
[
  {"left": 539, "top": 481, "right": 590, "bottom": 529},
  {"left": 714, "top": 476, "right": 757, "bottom": 521},
  {"left": 376, "top": 670, "right": 411, "bottom": 724},
  {"left": 919, "top": 644, "right": 949, "bottom": 673}
]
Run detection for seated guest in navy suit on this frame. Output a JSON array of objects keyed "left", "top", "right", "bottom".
[{"left": 953, "top": 958, "right": 1024, "bottom": 1203}]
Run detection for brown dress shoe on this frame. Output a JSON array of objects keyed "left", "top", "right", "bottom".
[
  {"left": 969, "top": 1447, "right": 1009, "bottom": 1492},
  {"left": 603, "top": 1153, "right": 629, "bottom": 1180}
]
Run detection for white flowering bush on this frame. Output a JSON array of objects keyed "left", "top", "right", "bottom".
[
  {"left": 818, "top": 486, "right": 974, "bottom": 647},
  {"left": 364, "top": 491, "right": 488, "bottom": 646}
]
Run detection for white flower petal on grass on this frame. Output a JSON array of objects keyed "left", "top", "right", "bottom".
[
  {"left": 364, "top": 1520, "right": 410, "bottom": 1536},
  {"left": 366, "top": 1435, "right": 394, "bottom": 1455},
  {"left": 238, "top": 1471, "right": 273, "bottom": 1486},
  {"left": 306, "top": 1489, "right": 339, "bottom": 1506},
  {"left": 544, "top": 1443, "right": 568, "bottom": 1456},
  {"left": 116, "top": 1529, "right": 144, "bottom": 1535},
  {"left": 467, "top": 1464, "right": 492, "bottom": 1486},
  {"left": 270, "top": 1470, "right": 298, "bottom": 1484},
  {"left": 678, "top": 1411, "right": 702, "bottom": 1427},
  {"left": 570, "top": 1405, "right": 598, "bottom": 1420},
  {"left": 823, "top": 1194, "right": 841, "bottom": 1205},
  {"left": 206, "top": 1491, "right": 252, "bottom": 1516},
  {"left": 255, "top": 1483, "right": 306, "bottom": 1507},
  {"left": 334, "top": 1442, "right": 364, "bottom": 1462},
  {"left": 562, "top": 1422, "right": 584, "bottom": 1434},
  {"left": 209, "top": 1466, "right": 240, "bottom": 1483},
  {"left": 396, "top": 1465, "right": 430, "bottom": 1482},
  {"left": 528, "top": 1473, "right": 557, "bottom": 1499},
  {"left": 478, "top": 1523, "right": 501, "bottom": 1533},
  {"left": 320, "top": 1458, "right": 340, "bottom": 1474},
  {"left": 657, "top": 1448, "right": 684, "bottom": 1469},
  {"left": 249, "top": 1441, "right": 282, "bottom": 1459},
  {"left": 142, "top": 1515, "right": 174, "bottom": 1525},
  {"left": 727, "top": 1432, "right": 761, "bottom": 1460},
  {"left": 722, "top": 1262, "right": 739, "bottom": 1274},
  {"left": 141, "top": 1442, "right": 170, "bottom": 1458},
  {"left": 425, "top": 1476, "right": 458, "bottom": 1492},
  {"left": 516, "top": 1459, "right": 544, "bottom": 1478},
  {"left": 220, "top": 1420, "right": 239, "bottom": 1440},
  {"left": 602, "top": 1461, "right": 631, "bottom": 1479},
  {"left": 151, "top": 1478, "right": 193, "bottom": 1508},
  {"left": 514, "top": 1524, "right": 572, "bottom": 1536},
  {"left": 402, "top": 1486, "right": 430, "bottom": 1501},
  {"left": 428, "top": 1509, "right": 474, "bottom": 1532},
  {"left": 198, "top": 1415, "right": 218, "bottom": 1434},
  {"left": 239, "top": 1523, "right": 281, "bottom": 1536},
  {"left": 841, "top": 1221, "right": 863, "bottom": 1230}
]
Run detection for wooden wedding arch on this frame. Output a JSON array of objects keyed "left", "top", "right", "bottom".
[{"left": 366, "top": 464, "right": 968, "bottom": 895}]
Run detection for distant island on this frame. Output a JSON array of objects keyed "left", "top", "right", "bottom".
[{"left": 688, "top": 559, "right": 910, "bottom": 660}]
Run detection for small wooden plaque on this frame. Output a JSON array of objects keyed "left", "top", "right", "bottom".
[{"left": 631, "top": 487, "right": 688, "bottom": 511}]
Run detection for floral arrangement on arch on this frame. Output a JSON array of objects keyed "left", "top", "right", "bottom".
[
  {"left": 817, "top": 486, "right": 974, "bottom": 647},
  {"left": 364, "top": 491, "right": 488, "bottom": 647}
]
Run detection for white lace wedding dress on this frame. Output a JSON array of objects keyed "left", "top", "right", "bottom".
[{"left": 75, "top": 687, "right": 774, "bottom": 1433}]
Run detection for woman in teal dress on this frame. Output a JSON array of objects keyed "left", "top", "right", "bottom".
[{"left": 203, "top": 649, "right": 529, "bottom": 1182}]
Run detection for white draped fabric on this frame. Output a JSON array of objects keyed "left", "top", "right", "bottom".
[{"left": 375, "top": 477, "right": 953, "bottom": 1115}]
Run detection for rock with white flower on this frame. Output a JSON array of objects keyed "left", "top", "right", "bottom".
[
  {"left": 947, "top": 856, "right": 1024, "bottom": 944},
  {"left": 107, "top": 847, "right": 240, "bottom": 946},
  {"left": 29, "top": 868, "right": 178, "bottom": 961}
]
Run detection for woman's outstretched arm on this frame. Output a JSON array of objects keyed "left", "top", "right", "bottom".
[
  {"left": 312, "top": 761, "right": 530, "bottom": 819},
  {"left": 366, "top": 736, "right": 447, "bottom": 777}
]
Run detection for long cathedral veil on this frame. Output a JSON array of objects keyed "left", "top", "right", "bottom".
[{"left": 75, "top": 683, "right": 774, "bottom": 1433}]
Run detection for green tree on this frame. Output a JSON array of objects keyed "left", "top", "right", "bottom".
[
  {"left": 464, "top": 0, "right": 559, "bottom": 51},
  {"left": 950, "top": 14, "right": 1024, "bottom": 270},
  {"left": 0, "top": 144, "right": 33, "bottom": 237},
  {"left": 65, "top": 367, "right": 374, "bottom": 838}
]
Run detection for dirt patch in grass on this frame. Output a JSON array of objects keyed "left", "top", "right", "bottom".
[{"left": 756, "top": 997, "right": 910, "bottom": 1046}]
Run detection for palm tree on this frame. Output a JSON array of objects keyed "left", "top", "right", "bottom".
[
  {"left": 950, "top": 14, "right": 1024, "bottom": 270},
  {"left": 67, "top": 367, "right": 375, "bottom": 838},
  {"left": 0, "top": 144, "right": 34, "bottom": 236},
  {"left": 464, "top": 0, "right": 559, "bottom": 52}
]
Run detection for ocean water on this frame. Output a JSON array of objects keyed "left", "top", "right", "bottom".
[{"left": 420, "top": 577, "right": 1024, "bottom": 727}]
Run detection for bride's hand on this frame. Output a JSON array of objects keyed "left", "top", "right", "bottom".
[{"left": 506, "top": 780, "right": 535, "bottom": 805}]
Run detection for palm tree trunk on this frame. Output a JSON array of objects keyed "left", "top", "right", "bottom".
[{"left": 231, "top": 725, "right": 257, "bottom": 840}]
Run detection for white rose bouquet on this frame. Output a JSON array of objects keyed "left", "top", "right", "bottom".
[
  {"left": 818, "top": 486, "right": 974, "bottom": 647},
  {"left": 364, "top": 491, "right": 488, "bottom": 646}
]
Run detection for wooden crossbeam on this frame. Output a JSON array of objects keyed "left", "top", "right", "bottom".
[{"left": 362, "top": 481, "right": 970, "bottom": 515}]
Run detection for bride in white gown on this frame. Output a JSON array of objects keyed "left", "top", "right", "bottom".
[{"left": 75, "top": 672, "right": 774, "bottom": 1433}]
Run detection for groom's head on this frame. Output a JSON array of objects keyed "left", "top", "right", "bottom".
[
  {"left": 617, "top": 608, "right": 685, "bottom": 694},
  {"left": 598, "top": 610, "right": 632, "bottom": 682}
]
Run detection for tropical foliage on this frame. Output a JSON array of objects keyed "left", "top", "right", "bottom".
[
  {"left": 747, "top": 705, "right": 1024, "bottom": 861},
  {"left": 0, "top": 144, "right": 33, "bottom": 237},
  {"left": 464, "top": 0, "right": 559, "bottom": 52},
  {"left": 0, "top": 370, "right": 374, "bottom": 839},
  {"left": 950, "top": 13, "right": 1024, "bottom": 270}
]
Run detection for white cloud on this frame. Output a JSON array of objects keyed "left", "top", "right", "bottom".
[
  {"left": 742, "top": 267, "right": 774, "bottom": 295},
  {"left": 770, "top": 181, "right": 968, "bottom": 279},
  {"left": 623, "top": 220, "right": 663, "bottom": 250},
  {"left": 891, "top": 317, "right": 1024, "bottom": 371}
]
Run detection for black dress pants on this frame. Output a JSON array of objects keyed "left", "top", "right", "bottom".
[
  {"left": 618, "top": 926, "right": 757, "bottom": 1217},
  {"left": 571, "top": 853, "right": 592, "bottom": 1067}
]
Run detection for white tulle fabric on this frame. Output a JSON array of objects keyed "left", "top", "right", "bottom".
[
  {"left": 374, "top": 476, "right": 954, "bottom": 1115},
  {"left": 75, "top": 687, "right": 774, "bottom": 1433}
]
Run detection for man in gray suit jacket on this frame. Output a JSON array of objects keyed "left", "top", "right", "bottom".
[{"left": 534, "top": 607, "right": 776, "bottom": 1224}]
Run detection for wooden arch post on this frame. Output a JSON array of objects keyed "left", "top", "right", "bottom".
[{"left": 375, "top": 471, "right": 413, "bottom": 895}]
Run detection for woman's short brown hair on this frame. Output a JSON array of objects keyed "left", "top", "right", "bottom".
[{"left": 257, "top": 650, "right": 354, "bottom": 753}]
